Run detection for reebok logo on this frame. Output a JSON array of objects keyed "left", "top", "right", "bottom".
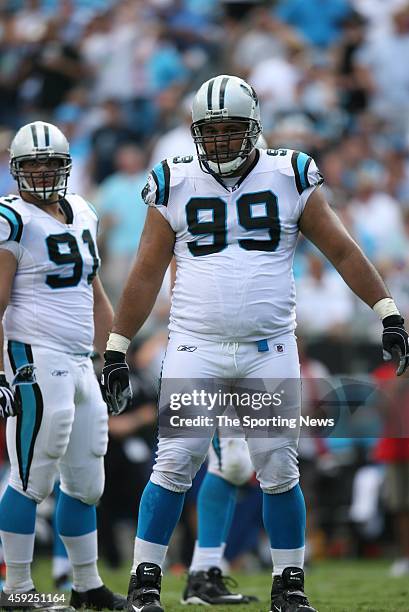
[
  {"left": 177, "top": 345, "right": 197, "bottom": 352},
  {"left": 51, "top": 370, "right": 69, "bottom": 377}
]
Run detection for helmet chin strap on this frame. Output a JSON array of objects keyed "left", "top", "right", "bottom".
[
  {"left": 207, "top": 154, "right": 246, "bottom": 176},
  {"left": 19, "top": 188, "right": 59, "bottom": 204}
]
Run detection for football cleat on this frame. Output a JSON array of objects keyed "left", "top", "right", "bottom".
[
  {"left": 70, "top": 584, "right": 126, "bottom": 610},
  {"left": 181, "top": 566, "right": 258, "bottom": 605},
  {"left": 0, "top": 589, "right": 75, "bottom": 611},
  {"left": 126, "top": 563, "right": 163, "bottom": 612},
  {"left": 270, "top": 567, "right": 317, "bottom": 612}
]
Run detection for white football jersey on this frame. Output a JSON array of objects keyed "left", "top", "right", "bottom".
[
  {"left": 0, "top": 194, "right": 100, "bottom": 353},
  {"left": 142, "top": 149, "right": 323, "bottom": 341}
]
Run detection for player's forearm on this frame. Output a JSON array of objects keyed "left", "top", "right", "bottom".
[
  {"left": 93, "top": 281, "right": 114, "bottom": 357},
  {"left": 333, "top": 246, "right": 390, "bottom": 308},
  {"left": 0, "top": 322, "right": 4, "bottom": 371},
  {"left": 111, "top": 272, "right": 164, "bottom": 342}
]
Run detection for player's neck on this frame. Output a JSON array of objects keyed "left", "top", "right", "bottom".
[
  {"left": 227, "top": 149, "right": 258, "bottom": 178},
  {"left": 21, "top": 192, "right": 66, "bottom": 222}
]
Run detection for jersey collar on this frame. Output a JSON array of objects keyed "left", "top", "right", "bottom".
[
  {"left": 207, "top": 149, "right": 260, "bottom": 192},
  {"left": 59, "top": 197, "right": 74, "bottom": 224}
]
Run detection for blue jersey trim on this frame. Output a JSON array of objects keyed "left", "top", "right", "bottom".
[
  {"left": 0, "top": 204, "right": 23, "bottom": 242},
  {"left": 296, "top": 152, "right": 311, "bottom": 192},
  {"left": 291, "top": 151, "right": 312, "bottom": 195},
  {"left": 152, "top": 160, "right": 170, "bottom": 207}
]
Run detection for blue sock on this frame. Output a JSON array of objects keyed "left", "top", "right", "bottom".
[
  {"left": 53, "top": 484, "right": 69, "bottom": 558},
  {"left": 56, "top": 491, "right": 96, "bottom": 537},
  {"left": 0, "top": 486, "right": 36, "bottom": 534},
  {"left": 137, "top": 482, "right": 185, "bottom": 546},
  {"left": 198, "top": 473, "right": 237, "bottom": 547},
  {"left": 262, "top": 484, "right": 306, "bottom": 549},
  {"left": 222, "top": 488, "right": 237, "bottom": 543}
]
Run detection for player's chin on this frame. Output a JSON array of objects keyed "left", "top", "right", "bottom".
[{"left": 208, "top": 152, "right": 240, "bottom": 163}]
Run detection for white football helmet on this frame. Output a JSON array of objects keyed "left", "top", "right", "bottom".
[
  {"left": 9, "top": 121, "right": 72, "bottom": 200},
  {"left": 191, "top": 75, "right": 262, "bottom": 176}
]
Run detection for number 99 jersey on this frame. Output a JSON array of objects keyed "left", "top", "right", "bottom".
[
  {"left": 143, "top": 149, "right": 323, "bottom": 342},
  {"left": 0, "top": 194, "right": 100, "bottom": 354}
]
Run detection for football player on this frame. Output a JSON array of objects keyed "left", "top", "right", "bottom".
[
  {"left": 169, "top": 224, "right": 257, "bottom": 606},
  {"left": 101, "top": 75, "right": 409, "bottom": 612},
  {"left": 0, "top": 122, "right": 126, "bottom": 610}
]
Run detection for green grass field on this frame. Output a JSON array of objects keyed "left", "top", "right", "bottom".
[{"left": 32, "top": 558, "right": 409, "bottom": 612}]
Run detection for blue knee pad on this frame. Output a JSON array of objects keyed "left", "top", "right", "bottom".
[
  {"left": 56, "top": 491, "right": 96, "bottom": 537},
  {"left": 137, "top": 481, "right": 185, "bottom": 546},
  {"left": 262, "top": 484, "right": 306, "bottom": 549},
  {"left": 53, "top": 483, "right": 69, "bottom": 558},
  {"left": 0, "top": 486, "right": 36, "bottom": 534},
  {"left": 198, "top": 473, "right": 237, "bottom": 547}
]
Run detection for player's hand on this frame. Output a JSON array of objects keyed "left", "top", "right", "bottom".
[
  {"left": 0, "top": 374, "right": 20, "bottom": 418},
  {"left": 382, "top": 315, "right": 409, "bottom": 376},
  {"left": 101, "top": 351, "right": 132, "bottom": 415}
]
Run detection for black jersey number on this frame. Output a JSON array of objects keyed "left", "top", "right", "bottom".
[
  {"left": 186, "top": 198, "right": 227, "bottom": 256},
  {"left": 45, "top": 231, "right": 99, "bottom": 289},
  {"left": 237, "top": 191, "right": 280, "bottom": 252},
  {"left": 185, "top": 190, "right": 280, "bottom": 256}
]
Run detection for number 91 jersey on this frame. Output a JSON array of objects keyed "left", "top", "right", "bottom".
[
  {"left": 0, "top": 194, "right": 99, "bottom": 354},
  {"left": 143, "top": 148, "right": 323, "bottom": 341}
]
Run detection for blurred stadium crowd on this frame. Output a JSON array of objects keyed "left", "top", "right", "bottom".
[{"left": 1, "top": 0, "right": 409, "bottom": 579}]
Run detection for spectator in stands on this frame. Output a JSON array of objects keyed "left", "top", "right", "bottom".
[
  {"left": 355, "top": 3, "right": 409, "bottom": 125},
  {"left": 98, "top": 341, "right": 157, "bottom": 568},
  {"left": 373, "top": 364, "right": 409, "bottom": 576},
  {"left": 275, "top": 0, "right": 351, "bottom": 48},
  {"left": 149, "top": 93, "right": 195, "bottom": 167},
  {"left": 25, "top": 19, "right": 86, "bottom": 112},
  {"left": 97, "top": 144, "right": 148, "bottom": 305},
  {"left": 296, "top": 251, "right": 355, "bottom": 339},
  {"left": 90, "top": 99, "right": 141, "bottom": 184},
  {"left": 347, "top": 164, "right": 406, "bottom": 264}
]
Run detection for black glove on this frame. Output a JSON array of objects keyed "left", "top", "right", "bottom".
[
  {"left": 382, "top": 315, "right": 409, "bottom": 376},
  {"left": 101, "top": 350, "right": 132, "bottom": 415},
  {"left": 0, "top": 374, "right": 20, "bottom": 418}
]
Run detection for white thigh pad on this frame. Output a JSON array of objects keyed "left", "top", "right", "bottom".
[{"left": 46, "top": 409, "right": 73, "bottom": 458}]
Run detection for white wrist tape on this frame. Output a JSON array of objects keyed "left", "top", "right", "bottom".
[
  {"left": 106, "top": 333, "right": 131, "bottom": 354},
  {"left": 373, "top": 298, "right": 400, "bottom": 321},
  {"left": 0, "top": 371, "right": 5, "bottom": 376}
]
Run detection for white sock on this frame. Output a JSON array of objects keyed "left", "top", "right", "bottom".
[
  {"left": 71, "top": 562, "right": 103, "bottom": 593},
  {"left": 132, "top": 537, "right": 168, "bottom": 573},
  {"left": 60, "top": 530, "right": 99, "bottom": 566},
  {"left": 0, "top": 530, "right": 35, "bottom": 592},
  {"left": 271, "top": 547, "right": 305, "bottom": 576},
  {"left": 3, "top": 563, "right": 34, "bottom": 593},
  {"left": 0, "top": 531, "right": 35, "bottom": 565},
  {"left": 52, "top": 556, "right": 72, "bottom": 579},
  {"left": 189, "top": 541, "right": 224, "bottom": 572},
  {"left": 60, "top": 530, "right": 102, "bottom": 592}
]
